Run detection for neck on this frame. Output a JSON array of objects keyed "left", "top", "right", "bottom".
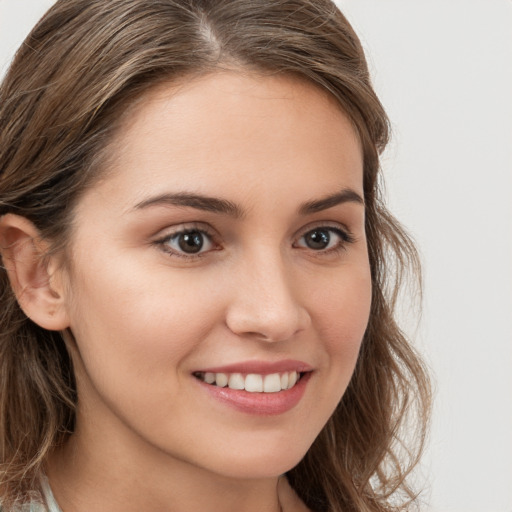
[{"left": 47, "top": 419, "right": 284, "bottom": 512}]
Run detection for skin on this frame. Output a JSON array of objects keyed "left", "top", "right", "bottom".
[{"left": 6, "top": 72, "right": 371, "bottom": 511}]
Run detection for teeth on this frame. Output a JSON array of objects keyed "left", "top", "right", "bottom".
[
  {"left": 228, "top": 373, "right": 245, "bottom": 390},
  {"left": 245, "top": 374, "right": 263, "bottom": 392},
  {"left": 215, "top": 372, "right": 228, "bottom": 387},
  {"left": 204, "top": 372, "right": 215, "bottom": 384},
  {"left": 196, "top": 370, "right": 302, "bottom": 392},
  {"left": 263, "top": 373, "right": 281, "bottom": 393}
]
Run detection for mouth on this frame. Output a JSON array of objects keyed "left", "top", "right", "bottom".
[
  {"left": 193, "top": 370, "right": 305, "bottom": 393},
  {"left": 192, "top": 360, "right": 313, "bottom": 415}
]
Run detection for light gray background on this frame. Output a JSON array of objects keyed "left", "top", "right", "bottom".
[{"left": 1, "top": 1, "right": 511, "bottom": 511}]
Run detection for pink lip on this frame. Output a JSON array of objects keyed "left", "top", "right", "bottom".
[
  {"left": 195, "top": 359, "right": 313, "bottom": 375},
  {"left": 193, "top": 361, "right": 313, "bottom": 416}
]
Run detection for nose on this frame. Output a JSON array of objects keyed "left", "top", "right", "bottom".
[{"left": 225, "top": 250, "right": 311, "bottom": 343}]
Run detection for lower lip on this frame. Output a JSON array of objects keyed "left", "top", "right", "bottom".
[{"left": 196, "top": 372, "right": 311, "bottom": 416}]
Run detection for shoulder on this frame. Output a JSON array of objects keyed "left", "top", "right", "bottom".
[{"left": 0, "top": 478, "right": 60, "bottom": 512}]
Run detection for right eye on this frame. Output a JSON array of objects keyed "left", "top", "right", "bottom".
[{"left": 156, "top": 228, "right": 215, "bottom": 258}]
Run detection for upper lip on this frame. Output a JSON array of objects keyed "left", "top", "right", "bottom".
[{"left": 194, "top": 359, "right": 313, "bottom": 375}]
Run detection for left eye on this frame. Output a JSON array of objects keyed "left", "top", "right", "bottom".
[
  {"left": 162, "top": 229, "right": 214, "bottom": 255},
  {"left": 296, "top": 227, "right": 348, "bottom": 251}
]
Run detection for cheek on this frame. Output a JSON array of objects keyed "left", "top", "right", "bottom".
[
  {"left": 311, "top": 265, "right": 372, "bottom": 380},
  {"left": 64, "top": 256, "right": 221, "bottom": 387},
  {"left": 63, "top": 262, "right": 226, "bottom": 443}
]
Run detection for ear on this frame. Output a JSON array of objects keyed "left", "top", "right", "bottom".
[{"left": 0, "top": 213, "right": 70, "bottom": 331}]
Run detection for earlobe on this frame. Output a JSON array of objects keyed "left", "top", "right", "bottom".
[{"left": 0, "top": 213, "right": 70, "bottom": 331}]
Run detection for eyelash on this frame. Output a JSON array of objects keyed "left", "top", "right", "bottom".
[
  {"left": 294, "top": 225, "right": 356, "bottom": 255},
  {"left": 154, "top": 224, "right": 218, "bottom": 260},
  {"left": 154, "top": 223, "right": 356, "bottom": 260}
]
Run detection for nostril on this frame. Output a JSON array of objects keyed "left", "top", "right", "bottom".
[{"left": 225, "top": 305, "right": 311, "bottom": 343}]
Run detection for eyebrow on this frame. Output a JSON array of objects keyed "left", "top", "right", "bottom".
[
  {"left": 133, "top": 188, "right": 364, "bottom": 217},
  {"left": 298, "top": 189, "right": 364, "bottom": 214},
  {"left": 134, "top": 192, "right": 244, "bottom": 218}
]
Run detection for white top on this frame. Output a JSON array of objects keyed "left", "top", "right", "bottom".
[
  {"left": 0, "top": 479, "right": 61, "bottom": 512},
  {"left": 39, "top": 476, "right": 62, "bottom": 512},
  {"left": 6, "top": 477, "right": 63, "bottom": 512}
]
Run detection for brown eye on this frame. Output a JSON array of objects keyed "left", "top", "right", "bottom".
[
  {"left": 303, "top": 229, "right": 331, "bottom": 250},
  {"left": 177, "top": 231, "right": 205, "bottom": 253},
  {"left": 160, "top": 229, "right": 214, "bottom": 256},
  {"left": 296, "top": 226, "right": 354, "bottom": 253}
]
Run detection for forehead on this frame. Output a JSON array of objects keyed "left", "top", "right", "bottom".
[{"left": 81, "top": 71, "right": 363, "bottom": 214}]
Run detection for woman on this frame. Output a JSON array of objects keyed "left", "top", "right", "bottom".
[{"left": 0, "top": 1, "right": 431, "bottom": 511}]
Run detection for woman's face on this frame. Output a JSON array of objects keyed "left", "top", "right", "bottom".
[{"left": 59, "top": 72, "right": 371, "bottom": 478}]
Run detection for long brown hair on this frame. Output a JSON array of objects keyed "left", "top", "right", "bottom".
[{"left": 0, "top": 1, "right": 431, "bottom": 510}]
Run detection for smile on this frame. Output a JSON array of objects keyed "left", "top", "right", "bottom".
[{"left": 193, "top": 371, "right": 302, "bottom": 393}]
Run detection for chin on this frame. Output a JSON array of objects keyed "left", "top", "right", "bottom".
[{"left": 192, "top": 433, "right": 314, "bottom": 480}]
